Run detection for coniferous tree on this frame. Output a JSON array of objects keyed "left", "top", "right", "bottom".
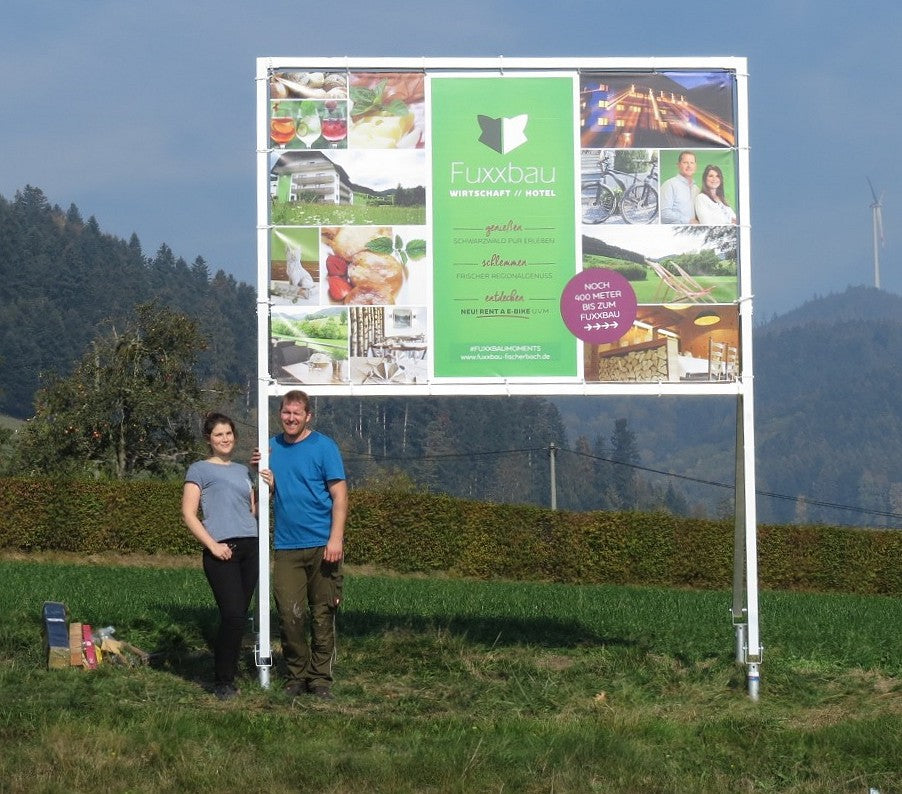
[
  {"left": 0, "top": 189, "right": 256, "bottom": 418},
  {"left": 561, "top": 435, "right": 600, "bottom": 511},
  {"left": 663, "top": 482, "right": 689, "bottom": 515},
  {"left": 609, "top": 418, "right": 640, "bottom": 508}
]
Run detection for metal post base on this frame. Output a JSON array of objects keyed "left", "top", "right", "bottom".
[
  {"left": 734, "top": 622, "right": 747, "bottom": 664},
  {"left": 255, "top": 640, "right": 273, "bottom": 689},
  {"left": 747, "top": 662, "right": 760, "bottom": 701}
]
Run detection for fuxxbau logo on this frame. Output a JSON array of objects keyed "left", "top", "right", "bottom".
[{"left": 477, "top": 114, "right": 528, "bottom": 155}]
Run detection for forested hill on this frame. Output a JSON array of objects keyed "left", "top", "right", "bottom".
[
  {"left": 2, "top": 186, "right": 899, "bottom": 525},
  {"left": 555, "top": 285, "right": 902, "bottom": 527},
  {"left": 756, "top": 285, "right": 902, "bottom": 332},
  {"left": 752, "top": 287, "right": 902, "bottom": 524},
  {"left": 0, "top": 186, "right": 256, "bottom": 418}
]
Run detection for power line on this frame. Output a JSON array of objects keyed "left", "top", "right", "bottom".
[
  {"left": 561, "top": 446, "right": 733, "bottom": 490},
  {"left": 561, "top": 445, "right": 902, "bottom": 521},
  {"left": 344, "top": 443, "right": 902, "bottom": 522},
  {"left": 346, "top": 447, "right": 538, "bottom": 462}
]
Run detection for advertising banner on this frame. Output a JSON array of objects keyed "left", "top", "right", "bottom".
[
  {"left": 430, "top": 75, "right": 577, "bottom": 379},
  {"left": 258, "top": 59, "right": 748, "bottom": 395}
]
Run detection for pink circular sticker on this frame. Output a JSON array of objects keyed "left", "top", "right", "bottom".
[{"left": 560, "top": 269, "right": 637, "bottom": 344}]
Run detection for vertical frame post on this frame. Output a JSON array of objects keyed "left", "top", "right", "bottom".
[
  {"left": 255, "top": 59, "right": 274, "bottom": 688},
  {"left": 733, "top": 62, "right": 762, "bottom": 699}
]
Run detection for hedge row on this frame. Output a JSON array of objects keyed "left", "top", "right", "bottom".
[
  {"left": 0, "top": 478, "right": 194, "bottom": 556},
  {"left": 1, "top": 477, "right": 899, "bottom": 595}
]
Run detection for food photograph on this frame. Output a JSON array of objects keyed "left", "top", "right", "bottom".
[
  {"left": 320, "top": 225, "right": 428, "bottom": 306},
  {"left": 348, "top": 71, "right": 425, "bottom": 149},
  {"left": 269, "top": 70, "right": 349, "bottom": 100}
]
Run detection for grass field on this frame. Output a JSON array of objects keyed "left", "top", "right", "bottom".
[
  {"left": 271, "top": 200, "right": 426, "bottom": 228},
  {"left": 2, "top": 552, "right": 899, "bottom": 793},
  {"left": 583, "top": 254, "right": 738, "bottom": 304}
]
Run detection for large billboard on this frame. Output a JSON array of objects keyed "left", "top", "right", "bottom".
[
  {"left": 256, "top": 58, "right": 750, "bottom": 396},
  {"left": 255, "top": 57, "right": 762, "bottom": 695}
]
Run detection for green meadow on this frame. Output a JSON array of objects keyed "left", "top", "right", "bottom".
[{"left": 2, "top": 553, "right": 899, "bottom": 793}]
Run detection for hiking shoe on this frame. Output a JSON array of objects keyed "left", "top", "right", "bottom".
[
  {"left": 310, "top": 685, "right": 333, "bottom": 700},
  {"left": 214, "top": 683, "right": 239, "bottom": 701},
  {"left": 284, "top": 680, "right": 308, "bottom": 697}
]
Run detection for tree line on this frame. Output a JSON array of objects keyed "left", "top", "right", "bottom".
[
  {"left": 1, "top": 186, "right": 691, "bottom": 513},
  {"left": 0, "top": 186, "right": 256, "bottom": 419},
  {"left": 12, "top": 185, "right": 898, "bottom": 526}
]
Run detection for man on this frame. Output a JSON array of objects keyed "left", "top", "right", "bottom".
[
  {"left": 659, "top": 151, "right": 699, "bottom": 224},
  {"left": 256, "top": 390, "right": 347, "bottom": 700}
]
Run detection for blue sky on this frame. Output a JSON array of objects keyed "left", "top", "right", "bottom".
[{"left": 2, "top": 0, "right": 899, "bottom": 318}]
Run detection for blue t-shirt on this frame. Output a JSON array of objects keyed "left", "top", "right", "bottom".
[
  {"left": 184, "top": 460, "right": 257, "bottom": 541},
  {"left": 269, "top": 431, "right": 346, "bottom": 550}
]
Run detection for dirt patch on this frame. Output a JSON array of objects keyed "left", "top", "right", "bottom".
[
  {"left": 0, "top": 549, "right": 199, "bottom": 569},
  {"left": 536, "top": 653, "right": 575, "bottom": 672},
  {"left": 0, "top": 549, "right": 390, "bottom": 579}
]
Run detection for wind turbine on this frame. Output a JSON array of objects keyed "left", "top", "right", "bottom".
[{"left": 867, "top": 177, "right": 884, "bottom": 289}]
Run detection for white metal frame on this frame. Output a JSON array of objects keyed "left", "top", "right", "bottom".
[{"left": 254, "top": 56, "right": 761, "bottom": 698}]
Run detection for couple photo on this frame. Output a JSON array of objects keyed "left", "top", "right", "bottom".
[{"left": 660, "top": 149, "right": 738, "bottom": 226}]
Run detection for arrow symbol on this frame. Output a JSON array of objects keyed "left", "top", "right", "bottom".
[{"left": 582, "top": 321, "right": 622, "bottom": 332}]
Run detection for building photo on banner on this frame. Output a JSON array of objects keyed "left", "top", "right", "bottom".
[{"left": 256, "top": 58, "right": 750, "bottom": 398}]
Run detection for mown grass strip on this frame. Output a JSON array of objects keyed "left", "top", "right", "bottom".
[{"left": 1, "top": 556, "right": 899, "bottom": 793}]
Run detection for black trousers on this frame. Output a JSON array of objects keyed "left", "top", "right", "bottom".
[{"left": 202, "top": 537, "right": 259, "bottom": 685}]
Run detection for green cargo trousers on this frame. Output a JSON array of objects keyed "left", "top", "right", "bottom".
[{"left": 273, "top": 546, "right": 343, "bottom": 689}]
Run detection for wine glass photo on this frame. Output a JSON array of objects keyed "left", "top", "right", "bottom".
[
  {"left": 295, "top": 100, "right": 322, "bottom": 149},
  {"left": 320, "top": 100, "right": 348, "bottom": 148},
  {"left": 270, "top": 102, "right": 297, "bottom": 147}
]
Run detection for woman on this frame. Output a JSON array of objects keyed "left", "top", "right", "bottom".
[
  {"left": 182, "top": 413, "right": 258, "bottom": 700},
  {"left": 694, "top": 164, "right": 737, "bottom": 225}
]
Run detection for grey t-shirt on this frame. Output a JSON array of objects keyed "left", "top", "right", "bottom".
[{"left": 185, "top": 460, "right": 257, "bottom": 541}]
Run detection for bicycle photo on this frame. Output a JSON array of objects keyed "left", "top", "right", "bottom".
[{"left": 581, "top": 149, "right": 658, "bottom": 225}]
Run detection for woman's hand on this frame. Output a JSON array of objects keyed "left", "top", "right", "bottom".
[{"left": 210, "top": 541, "right": 233, "bottom": 561}]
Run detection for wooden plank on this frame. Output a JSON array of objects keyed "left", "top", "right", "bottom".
[{"left": 69, "top": 622, "right": 83, "bottom": 667}]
